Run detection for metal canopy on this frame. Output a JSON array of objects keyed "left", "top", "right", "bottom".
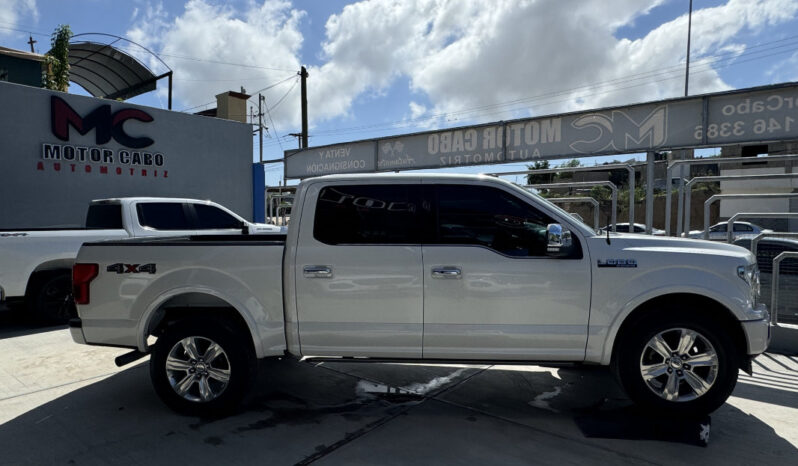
[{"left": 67, "top": 41, "right": 157, "bottom": 100}]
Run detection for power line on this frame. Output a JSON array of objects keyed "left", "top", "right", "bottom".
[
  {"left": 158, "top": 52, "right": 297, "bottom": 72},
  {"left": 177, "top": 75, "right": 296, "bottom": 112},
  {"left": 263, "top": 97, "right": 284, "bottom": 153},
  {"left": 268, "top": 77, "right": 299, "bottom": 112}
]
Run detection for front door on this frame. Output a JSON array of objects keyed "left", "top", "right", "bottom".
[
  {"left": 422, "top": 183, "right": 591, "bottom": 361},
  {"left": 294, "top": 182, "right": 424, "bottom": 358}
]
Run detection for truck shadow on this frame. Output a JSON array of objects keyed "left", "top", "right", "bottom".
[
  {"left": 0, "top": 305, "right": 66, "bottom": 339},
  {"left": 0, "top": 359, "right": 795, "bottom": 465}
]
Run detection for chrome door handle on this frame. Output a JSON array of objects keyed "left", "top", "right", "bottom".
[
  {"left": 431, "top": 266, "right": 462, "bottom": 279},
  {"left": 303, "top": 265, "right": 333, "bottom": 278}
]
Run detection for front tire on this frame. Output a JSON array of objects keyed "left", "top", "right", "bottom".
[
  {"left": 615, "top": 311, "right": 739, "bottom": 415},
  {"left": 150, "top": 317, "right": 256, "bottom": 417}
]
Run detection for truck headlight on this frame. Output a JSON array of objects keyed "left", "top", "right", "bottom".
[{"left": 737, "top": 264, "right": 760, "bottom": 305}]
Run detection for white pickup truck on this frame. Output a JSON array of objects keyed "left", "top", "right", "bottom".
[
  {"left": 70, "top": 174, "right": 770, "bottom": 417},
  {"left": 0, "top": 197, "right": 282, "bottom": 323}
]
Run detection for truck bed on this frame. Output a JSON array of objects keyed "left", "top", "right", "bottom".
[{"left": 75, "top": 234, "right": 287, "bottom": 356}]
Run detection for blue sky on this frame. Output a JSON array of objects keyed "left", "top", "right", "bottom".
[{"left": 2, "top": 0, "right": 798, "bottom": 186}]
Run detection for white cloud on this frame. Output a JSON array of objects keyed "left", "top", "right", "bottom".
[
  {"left": 0, "top": 0, "right": 38, "bottom": 38},
  {"left": 126, "top": 0, "right": 304, "bottom": 128},
  {"left": 126, "top": 0, "right": 798, "bottom": 137},
  {"left": 409, "top": 101, "right": 426, "bottom": 119},
  {"left": 310, "top": 0, "right": 798, "bottom": 130}
]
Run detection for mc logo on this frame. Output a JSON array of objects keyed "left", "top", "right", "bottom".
[
  {"left": 569, "top": 106, "right": 668, "bottom": 154},
  {"left": 50, "top": 96, "right": 155, "bottom": 149}
]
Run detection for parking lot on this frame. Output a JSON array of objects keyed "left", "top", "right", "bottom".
[{"left": 1, "top": 311, "right": 797, "bottom": 466}]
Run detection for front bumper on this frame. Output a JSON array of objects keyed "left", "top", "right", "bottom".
[
  {"left": 741, "top": 304, "right": 771, "bottom": 355},
  {"left": 69, "top": 317, "right": 87, "bottom": 345}
]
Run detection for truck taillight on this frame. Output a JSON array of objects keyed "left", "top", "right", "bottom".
[{"left": 73, "top": 263, "right": 99, "bottom": 305}]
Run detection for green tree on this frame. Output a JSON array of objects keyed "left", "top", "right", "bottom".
[
  {"left": 556, "top": 158, "right": 581, "bottom": 180},
  {"left": 525, "top": 160, "right": 552, "bottom": 185},
  {"left": 42, "top": 25, "right": 73, "bottom": 91}
]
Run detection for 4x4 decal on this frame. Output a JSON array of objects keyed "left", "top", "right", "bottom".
[{"left": 107, "top": 263, "right": 157, "bottom": 274}]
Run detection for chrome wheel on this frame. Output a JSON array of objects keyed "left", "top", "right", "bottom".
[
  {"left": 166, "top": 336, "right": 231, "bottom": 403},
  {"left": 639, "top": 328, "right": 719, "bottom": 403}
]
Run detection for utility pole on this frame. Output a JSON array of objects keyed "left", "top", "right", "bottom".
[
  {"left": 258, "top": 93, "right": 265, "bottom": 163},
  {"left": 27, "top": 35, "right": 36, "bottom": 53},
  {"left": 685, "top": 0, "right": 693, "bottom": 96},
  {"left": 299, "top": 66, "right": 309, "bottom": 149},
  {"left": 289, "top": 133, "right": 302, "bottom": 149}
]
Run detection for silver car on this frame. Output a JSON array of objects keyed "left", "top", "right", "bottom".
[{"left": 689, "top": 221, "right": 771, "bottom": 241}]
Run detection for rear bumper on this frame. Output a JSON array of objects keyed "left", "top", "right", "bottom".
[
  {"left": 69, "top": 317, "right": 87, "bottom": 345},
  {"left": 741, "top": 305, "right": 771, "bottom": 355}
]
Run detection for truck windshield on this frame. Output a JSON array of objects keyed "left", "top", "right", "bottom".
[{"left": 86, "top": 204, "right": 123, "bottom": 229}]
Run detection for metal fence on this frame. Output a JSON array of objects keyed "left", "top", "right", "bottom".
[
  {"left": 740, "top": 232, "right": 798, "bottom": 326},
  {"left": 524, "top": 181, "right": 618, "bottom": 232},
  {"left": 547, "top": 197, "right": 600, "bottom": 230}
]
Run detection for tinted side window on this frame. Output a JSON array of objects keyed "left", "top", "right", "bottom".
[
  {"left": 314, "top": 185, "right": 419, "bottom": 245},
  {"left": 433, "top": 185, "right": 579, "bottom": 258},
  {"left": 137, "top": 203, "right": 191, "bottom": 230},
  {"left": 85, "top": 204, "right": 123, "bottom": 229},
  {"left": 734, "top": 224, "right": 753, "bottom": 232},
  {"left": 193, "top": 204, "right": 241, "bottom": 229},
  {"left": 711, "top": 224, "right": 727, "bottom": 233}
]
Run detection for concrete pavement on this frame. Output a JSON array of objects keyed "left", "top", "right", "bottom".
[{"left": 0, "top": 319, "right": 796, "bottom": 465}]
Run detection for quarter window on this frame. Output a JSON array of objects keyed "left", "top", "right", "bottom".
[{"left": 314, "top": 185, "right": 420, "bottom": 244}]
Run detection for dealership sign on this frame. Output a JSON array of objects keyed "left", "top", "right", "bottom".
[
  {"left": 1, "top": 81, "right": 253, "bottom": 229},
  {"left": 284, "top": 82, "right": 798, "bottom": 178},
  {"left": 39, "top": 96, "right": 168, "bottom": 177}
]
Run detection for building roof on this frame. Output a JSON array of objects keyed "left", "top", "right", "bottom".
[{"left": 0, "top": 46, "right": 44, "bottom": 62}]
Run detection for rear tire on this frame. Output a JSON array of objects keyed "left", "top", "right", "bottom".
[
  {"left": 26, "top": 271, "right": 74, "bottom": 325},
  {"left": 150, "top": 317, "right": 256, "bottom": 417},
  {"left": 614, "top": 310, "right": 739, "bottom": 416}
]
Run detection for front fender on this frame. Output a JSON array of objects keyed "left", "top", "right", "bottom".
[{"left": 586, "top": 265, "right": 750, "bottom": 365}]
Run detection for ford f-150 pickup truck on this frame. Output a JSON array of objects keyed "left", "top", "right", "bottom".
[
  {"left": 0, "top": 197, "right": 283, "bottom": 323},
  {"left": 70, "top": 174, "right": 770, "bottom": 416}
]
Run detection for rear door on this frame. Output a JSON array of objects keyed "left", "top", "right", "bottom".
[
  {"left": 421, "top": 183, "right": 591, "bottom": 361},
  {"left": 294, "top": 182, "right": 424, "bottom": 357}
]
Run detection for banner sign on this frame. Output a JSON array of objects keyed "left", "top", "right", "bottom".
[{"left": 285, "top": 82, "right": 798, "bottom": 179}]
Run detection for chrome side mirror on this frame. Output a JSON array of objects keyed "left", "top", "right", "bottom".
[{"left": 547, "top": 223, "right": 571, "bottom": 251}]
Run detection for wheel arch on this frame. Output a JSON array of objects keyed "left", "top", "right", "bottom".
[
  {"left": 609, "top": 293, "right": 747, "bottom": 370},
  {"left": 25, "top": 260, "right": 74, "bottom": 297},
  {"left": 139, "top": 290, "right": 263, "bottom": 358}
]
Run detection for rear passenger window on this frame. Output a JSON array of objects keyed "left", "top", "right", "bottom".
[
  {"left": 137, "top": 203, "right": 190, "bottom": 230},
  {"left": 193, "top": 204, "right": 242, "bottom": 229},
  {"left": 314, "top": 185, "right": 420, "bottom": 244}
]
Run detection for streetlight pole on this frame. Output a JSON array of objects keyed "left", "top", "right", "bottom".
[{"left": 685, "top": 0, "right": 693, "bottom": 96}]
